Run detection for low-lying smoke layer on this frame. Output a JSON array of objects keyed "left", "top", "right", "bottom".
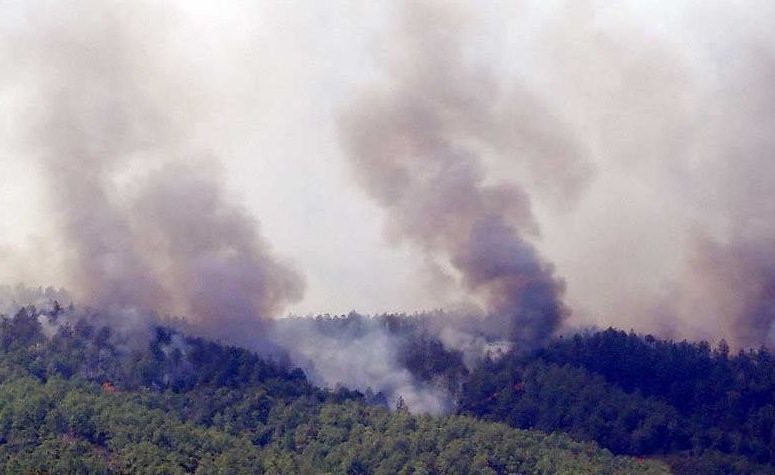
[
  {"left": 0, "top": 285, "right": 71, "bottom": 317},
  {"left": 340, "top": 1, "right": 575, "bottom": 349},
  {"left": 270, "top": 314, "right": 453, "bottom": 414}
]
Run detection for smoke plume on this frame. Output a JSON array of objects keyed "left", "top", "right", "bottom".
[
  {"left": 339, "top": 1, "right": 578, "bottom": 349},
  {"left": 7, "top": 0, "right": 304, "bottom": 338},
  {"left": 131, "top": 162, "right": 304, "bottom": 342},
  {"left": 520, "top": 1, "right": 775, "bottom": 349},
  {"left": 666, "top": 49, "right": 775, "bottom": 348}
]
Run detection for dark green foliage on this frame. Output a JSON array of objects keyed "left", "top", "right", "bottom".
[
  {"left": 662, "top": 451, "right": 775, "bottom": 475},
  {"left": 0, "top": 377, "right": 667, "bottom": 474},
  {"left": 462, "top": 359, "right": 687, "bottom": 454},
  {"left": 460, "top": 328, "right": 775, "bottom": 472},
  {"left": 0, "top": 309, "right": 666, "bottom": 474},
  {"left": 3, "top": 307, "right": 322, "bottom": 400}
]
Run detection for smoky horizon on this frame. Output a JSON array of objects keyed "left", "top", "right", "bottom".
[{"left": 2, "top": 0, "right": 775, "bottom": 358}]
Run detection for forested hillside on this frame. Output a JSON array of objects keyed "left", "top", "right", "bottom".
[
  {"left": 0, "top": 306, "right": 667, "bottom": 474},
  {"left": 272, "top": 314, "right": 775, "bottom": 474},
  {"left": 460, "top": 329, "right": 775, "bottom": 474}
]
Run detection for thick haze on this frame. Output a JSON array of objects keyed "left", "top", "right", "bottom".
[{"left": 2, "top": 0, "right": 775, "bottom": 348}]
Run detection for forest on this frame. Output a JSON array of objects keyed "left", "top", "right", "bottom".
[{"left": 0, "top": 304, "right": 773, "bottom": 473}]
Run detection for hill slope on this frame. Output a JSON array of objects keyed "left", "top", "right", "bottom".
[
  {"left": 460, "top": 329, "right": 775, "bottom": 474},
  {"left": 0, "top": 307, "right": 668, "bottom": 474}
]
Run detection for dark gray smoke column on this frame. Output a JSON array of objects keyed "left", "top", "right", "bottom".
[{"left": 340, "top": 1, "right": 570, "bottom": 348}]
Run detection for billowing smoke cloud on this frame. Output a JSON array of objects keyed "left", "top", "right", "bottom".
[
  {"left": 6, "top": 0, "right": 304, "bottom": 338},
  {"left": 666, "top": 48, "right": 775, "bottom": 348},
  {"left": 339, "top": 1, "right": 579, "bottom": 349},
  {"left": 29, "top": 5, "right": 169, "bottom": 311},
  {"left": 131, "top": 162, "right": 304, "bottom": 342},
  {"left": 677, "top": 237, "right": 775, "bottom": 348},
  {"left": 518, "top": 1, "right": 775, "bottom": 349}
]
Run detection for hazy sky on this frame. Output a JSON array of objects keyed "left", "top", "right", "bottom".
[{"left": 2, "top": 0, "right": 774, "bottom": 345}]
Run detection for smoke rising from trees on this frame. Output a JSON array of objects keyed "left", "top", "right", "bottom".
[
  {"left": 5, "top": 0, "right": 304, "bottom": 339},
  {"left": 340, "top": 1, "right": 577, "bottom": 349},
  {"left": 3, "top": 0, "right": 775, "bottom": 411}
]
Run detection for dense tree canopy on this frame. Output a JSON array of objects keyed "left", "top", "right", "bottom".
[
  {"left": 0, "top": 307, "right": 667, "bottom": 474},
  {"left": 460, "top": 329, "right": 775, "bottom": 474},
  {"left": 6, "top": 306, "right": 775, "bottom": 473}
]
